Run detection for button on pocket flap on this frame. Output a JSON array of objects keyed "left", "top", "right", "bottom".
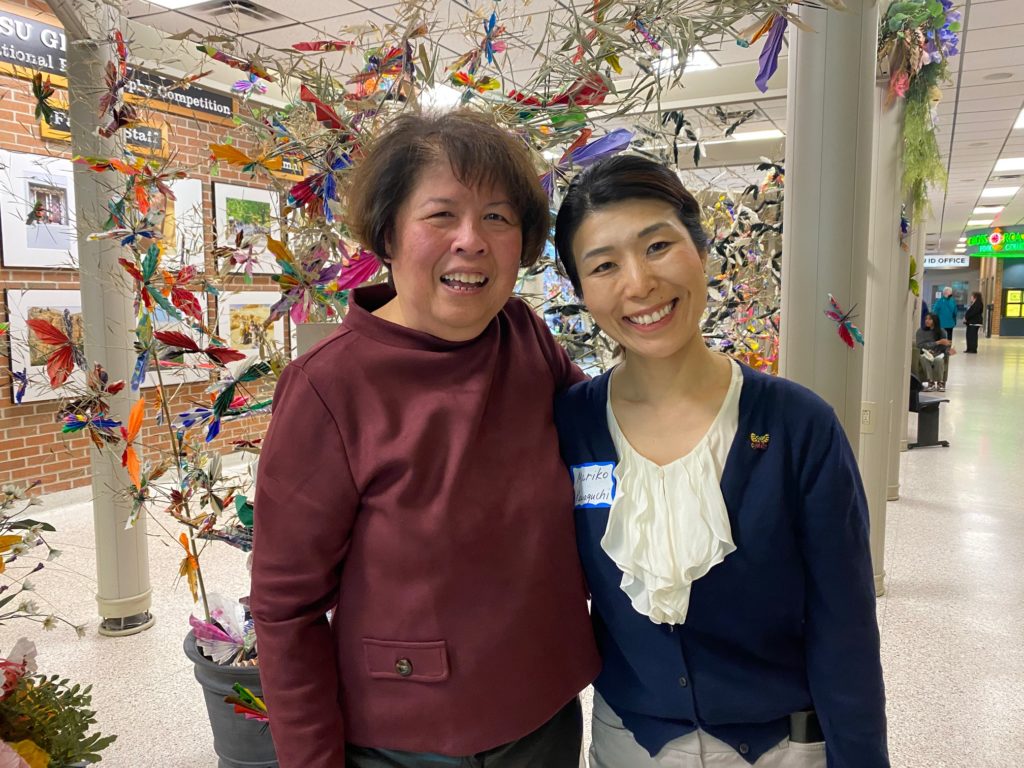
[{"left": 362, "top": 638, "right": 450, "bottom": 682}]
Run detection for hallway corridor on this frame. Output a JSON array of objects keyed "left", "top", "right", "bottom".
[{"left": 882, "top": 333, "right": 1024, "bottom": 766}]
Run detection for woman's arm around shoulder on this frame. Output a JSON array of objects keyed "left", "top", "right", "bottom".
[
  {"left": 794, "top": 399, "right": 889, "bottom": 768},
  {"left": 250, "top": 362, "right": 360, "bottom": 768}
]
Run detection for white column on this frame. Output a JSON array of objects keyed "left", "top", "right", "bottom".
[
  {"left": 780, "top": 0, "right": 879, "bottom": 452},
  {"left": 858, "top": 87, "right": 906, "bottom": 597},
  {"left": 897, "top": 225, "right": 929, "bottom": 462},
  {"left": 50, "top": 0, "right": 155, "bottom": 635}
]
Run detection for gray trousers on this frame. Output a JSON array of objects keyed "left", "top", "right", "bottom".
[
  {"left": 589, "top": 694, "right": 825, "bottom": 768},
  {"left": 345, "top": 698, "right": 582, "bottom": 768},
  {"left": 919, "top": 352, "right": 944, "bottom": 383}
]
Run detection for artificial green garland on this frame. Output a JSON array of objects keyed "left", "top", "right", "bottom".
[{"left": 902, "top": 60, "right": 948, "bottom": 222}]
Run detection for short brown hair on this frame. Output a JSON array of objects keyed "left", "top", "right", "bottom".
[{"left": 346, "top": 110, "right": 549, "bottom": 268}]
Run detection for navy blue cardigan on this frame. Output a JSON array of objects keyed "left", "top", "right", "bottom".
[{"left": 555, "top": 364, "right": 888, "bottom": 767}]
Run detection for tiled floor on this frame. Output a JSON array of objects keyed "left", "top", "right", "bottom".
[{"left": 4, "top": 333, "right": 1022, "bottom": 767}]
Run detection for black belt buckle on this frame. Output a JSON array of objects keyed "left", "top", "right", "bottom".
[{"left": 789, "top": 710, "right": 823, "bottom": 744}]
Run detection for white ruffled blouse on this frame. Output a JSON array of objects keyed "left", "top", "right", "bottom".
[{"left": 603, "top": 359, "right": 742, "bottom": 625}]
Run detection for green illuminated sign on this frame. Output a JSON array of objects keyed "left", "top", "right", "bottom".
[{"left": 965, "top": 226, "right": 1024, "bottom": 257}]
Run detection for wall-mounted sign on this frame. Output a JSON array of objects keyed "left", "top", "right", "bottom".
[
  {"left": 40, "top": 107, "right": 169, "bottom": 157},
  {"left": 965, "top": 226, "right": 1024, "bottom": 257},
  {"left": 38, "top": 104, "right": 70, "bottom": 138},
  {"left": 0, "top": 8, "right": 67, "bottom": 80},
  {"left": 123, "top": 67, "right": 234, "bottom": 124},
  {"left": 273, "top": 155, "right": 306, "bottom": 182},
  {"left": 923, "top": 254, "right": 971, "bottom": 269},
  {"left": 1005, "top": 289, "right": 1023, "bottom": 319},
  {"left": 0, "top": 4, "right": 233, "bottom": 126}
]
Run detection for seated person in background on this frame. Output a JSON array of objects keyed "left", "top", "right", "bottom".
[{"left": 915, "top": 312, "right": 952, "bottom": 392}]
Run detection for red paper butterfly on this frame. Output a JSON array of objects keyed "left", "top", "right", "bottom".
[{"left": 824, "top": 294, "right": 865, "bottom": 348}]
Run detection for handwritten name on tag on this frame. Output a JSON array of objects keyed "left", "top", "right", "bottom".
[{"left": 571, "top": 462, "right": 616, "bottom": 508}]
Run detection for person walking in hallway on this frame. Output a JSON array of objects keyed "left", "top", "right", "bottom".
[
  {"left": 964, "top": 291, "right": 984, "bottom": 353},
  {"left": 933, "top": 287, "right": 957, "bottom": 386}
]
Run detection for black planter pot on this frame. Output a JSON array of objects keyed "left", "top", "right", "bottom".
[{"left": 183, "top": 632, "right": 279, "bottom": 768}]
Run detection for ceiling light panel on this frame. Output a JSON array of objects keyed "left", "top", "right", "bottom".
[
  {"left": 994, "top": 157, "right": 1024, "bottom": 173},
  {"left": 981, "top": 186, "right": 1020, "bottom": 197}
]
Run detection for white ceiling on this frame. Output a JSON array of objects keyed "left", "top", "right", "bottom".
[
  {"left": 931, "top": 0, "right": 1024, "bottom": 254},
  {"left": 119, "top": 0, "right": 1023, "bottom": 255}
]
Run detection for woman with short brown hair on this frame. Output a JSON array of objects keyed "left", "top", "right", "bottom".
[{"left": 250, "top": 110, "right": 599, "bottom": 768}]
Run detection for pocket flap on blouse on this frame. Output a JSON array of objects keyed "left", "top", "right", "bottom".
[{"left": 362, "top": 638, "right": 450, "bottom": 683}]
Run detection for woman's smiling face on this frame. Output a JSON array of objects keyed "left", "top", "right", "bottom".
[
  {"left": 385, "top": 158, "right": 524, "bottom": 342},
  {"left": 572, "top": 197, "right": 708, "bottom": 360}
]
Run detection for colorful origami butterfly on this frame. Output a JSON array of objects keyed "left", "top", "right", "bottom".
[
  {"left": 292, "top": 40, "right": 353, "bottom": 53},
  {"left": 119, "top": 396, "right": 145, "bottom": 489},
  {"left": 98, "top": 32, "right": 130, "bottom": 119},
  {"left": 154, "top": 330, "right": 246, "bottom": 368},
  {"left": 449, "top": 71, "right": 500, "bottom": 92},
  {"left": 266, "top": 239, "right": 343, "bottom": 324},
  {"left": 97, "top": 34, "right": 137, "bottom": 138},
  {"left": 57, "top": 364, "right": 126, "bottom": 425},
  {"left": 203, "top": 359, "right": 273, "bottom": 442},
  {"left": 178, "top": 532, "right": 200, "bottom": 602},
  {"left": 31, "top": 72, "right": 58, "bottom": 125},
  {"left": 63, "top": 412, "right": 122, "bottom": 450},
  {"left": 12, "top": 370, "right": 27, "bottom": 404},
  {"left": 161, "top": 266, "right": 204, "bottom": 324},
  {"left": 540, "top": 129, "right": 634, "bottom": 196},
  {"left": 336, "top": 247, "right": 382, "bottom": 291},
  {"left": 450, "top": 12, "right": 507, "bottom": 74},
  {"left": 348, "top": 45, "right": 411, "bottom": 99},
  {"left": 209, "top": 143, "right": 282, "bottom": 175},
  {"left": 159, "top": 70, "right": 213, "bottom": 94},
  {"left": 824, "top": 294, "right": 865, "bottom": 348},
  {"left": 119, "top": 245, "right": 192, "bottom": 326},
  {"left": 626, "top": 13, "right": 662, "bottom": 52},
  {"left": 508, "top": 71, "right": 611, "bottom": 109},
  {"left": 189, "top": 594, "right": 254, "bottom": 661},
  {"left": 572, "top": 1, "right": 623, "bottom": 73},
  {"left": 232, "top": 74, "right": 268, "bottom": 97},
  {"left": 298, "top": 84, "right": 344, "bottom": 131},
  {"left": 226, "top": 683, "right": 269, "bottom": 723},
  {"left": 196, "top": 45, "right": 274, "bottom": 82},
  {"left": 286, "top": 151, "right": 350, "bottom": 221},
  {"left": 26, "top": 311, "right": 86, "bottom": 388}
]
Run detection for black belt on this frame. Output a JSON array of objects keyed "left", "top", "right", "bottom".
[{"left": 789, "top": 710, "right": 824, "bottom": 744}]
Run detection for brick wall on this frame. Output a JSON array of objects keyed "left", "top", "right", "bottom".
[{"left": 0, "top": 0, "right": 280, "bottom": 493}]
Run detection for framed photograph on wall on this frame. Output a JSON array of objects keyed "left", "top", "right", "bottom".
[
  {"left": 217, "top": 291, "right": 286, "bottom": 355},
  {"left": 5, "top": 289, "right": 209, "bottom": 404},
  {"left": 163, "top": 178, "right": 205, "bottom": 272},
  {"left": 5, "top": 289, "right": 85, "bottom": 403},
  {"left": 0, "top": 150, "right": 78, "bottom": 269},
  {"left": 212, "top": 182, "right": 280, "bottom": 275}
]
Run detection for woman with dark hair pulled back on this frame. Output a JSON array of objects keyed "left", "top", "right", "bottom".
[{"left": 553, "top": 155, "right": 888, "bottom": 768}]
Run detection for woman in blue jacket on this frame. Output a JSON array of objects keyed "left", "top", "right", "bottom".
[{"left": 552, "top": 156, "right": 888, "bottom": 768}]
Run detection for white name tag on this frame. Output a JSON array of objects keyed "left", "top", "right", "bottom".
[{"left": 571, "top": 462, "right": 616, "bottom": 508}]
